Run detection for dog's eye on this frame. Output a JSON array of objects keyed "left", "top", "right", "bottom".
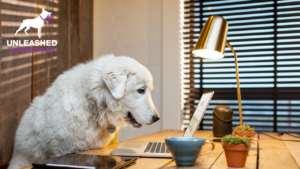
[{"left": 137, "top": 88, "right": 145, "bottom": 94}]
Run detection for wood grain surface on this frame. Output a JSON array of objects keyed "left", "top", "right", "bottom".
[
  {"left": 280, "top": 134, "right": 300, "bottom": 167},
  {"left": 259, "top": 133, "right": 299, "bottom": 169}
]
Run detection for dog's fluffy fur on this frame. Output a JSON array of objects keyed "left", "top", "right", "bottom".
[{"left": 8, "top": 55, "right": 159, "bottom": 169}]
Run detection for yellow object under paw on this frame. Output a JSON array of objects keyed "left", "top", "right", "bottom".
[{"left": 109, "top": 130, "right": 119, "bottom": 145}]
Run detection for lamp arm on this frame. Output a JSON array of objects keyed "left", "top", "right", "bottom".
[{"left": 225, "top": 41, "right": 243, "bottom": 126}]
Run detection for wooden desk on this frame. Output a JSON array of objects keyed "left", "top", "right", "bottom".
[
  {"left": 81, "top": 130, "right": 258, "bottom": 169},
  {"left": 23, "top": 130, "right": 300, "bottom": 169},
  {"left": 259, "top": 133, "right": 300, "bottom": 169}
]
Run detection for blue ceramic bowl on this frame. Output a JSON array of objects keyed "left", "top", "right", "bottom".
[{"left": 165, "top": 137, "right": 206, "bottom": 167}]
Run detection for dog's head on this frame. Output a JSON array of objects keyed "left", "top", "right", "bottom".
[
  {"left": 41, "top": 8, "right": 52, "bottom": 17},
  {"left": 101, "top": 56, "right": 160, "bottom": 128}
]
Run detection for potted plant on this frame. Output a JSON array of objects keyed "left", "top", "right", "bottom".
[
  {"left": 221, "top": 135, "right": 254, "bottom": 168},
  {"left": 233, "top": 125, "right": 255, "bottom": 138}
]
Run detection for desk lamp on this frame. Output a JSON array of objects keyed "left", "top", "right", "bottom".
[{"left": 192, "top": 15, "right": 243, "bottom": 125}]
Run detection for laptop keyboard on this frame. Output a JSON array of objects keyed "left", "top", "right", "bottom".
[{"left": 143, "top": 142, "right": 170, "bottom": 153}]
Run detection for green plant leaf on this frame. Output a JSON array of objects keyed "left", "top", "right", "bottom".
[
  {"left": 221, "top": 134, "right": 254, "bottom": 152},
  {"left": 233, "top": 125, "right": 255, "bottom": 132}
]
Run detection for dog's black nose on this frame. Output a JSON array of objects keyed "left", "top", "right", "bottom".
[{"left": 152, "top": 115, "right": 160, "bottom": 122}]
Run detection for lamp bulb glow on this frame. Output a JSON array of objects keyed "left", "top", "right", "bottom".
[{"left": 192, "top": 49, "right": 224, "bottom": 59}]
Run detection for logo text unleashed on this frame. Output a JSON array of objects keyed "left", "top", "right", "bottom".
[{"left": 7, "top": 40, "right": 57, "bottom": 46}]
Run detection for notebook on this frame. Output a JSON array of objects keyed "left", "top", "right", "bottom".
[{"left": 32, "top": 154, "right": 138, "bottom": 169}]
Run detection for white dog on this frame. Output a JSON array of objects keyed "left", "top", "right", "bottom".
[
  {"left": 8, "top": 54, "right": 160, "bottom": 169},
  {"left": 15, "top": 8, "right": 52, "bottom": 38}
]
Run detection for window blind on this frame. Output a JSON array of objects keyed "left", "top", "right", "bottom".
[{"left": 183, "top": 0, "right": 300, "bottom": 133}]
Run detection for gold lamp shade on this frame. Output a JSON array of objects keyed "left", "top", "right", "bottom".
[{"left": 192, "top": 15, "right": 228, "bottom": 59}]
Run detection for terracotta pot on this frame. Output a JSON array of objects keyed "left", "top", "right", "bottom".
[
  {"left": 233, "top": 131, "right": 254, "bottom": 138},
  {"left": 223, "top": 144, "right": 248, "bottom": 168}
]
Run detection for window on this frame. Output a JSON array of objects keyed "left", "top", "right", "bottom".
[{"left": 183, "top": 0, "right": 300, "bottom": 133}]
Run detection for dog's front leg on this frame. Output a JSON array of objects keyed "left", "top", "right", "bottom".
[
  {"left": 38, "top": 27, "right": 42, "bottom": 38},
  {"left": 8, "top": 153, "right": 31, "bottom": 169}
]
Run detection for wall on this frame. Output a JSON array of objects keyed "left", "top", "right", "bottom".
[
  {"left": 94, "top": 0, "right": 181, "bottom": 141},
  {"left": 162, "top": 0, "right": 181, "bottom": 130},
  {"left": 0, "top": 0, "right": 93, "bottom": 163}
]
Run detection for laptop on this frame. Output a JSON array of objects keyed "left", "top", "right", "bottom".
[{"left": 110, "top": 91, "right": 214, "bottom": 158}]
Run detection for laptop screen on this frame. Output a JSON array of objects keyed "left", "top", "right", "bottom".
[{"left": 183, "top": 91, "right": 214, "bottom": 137}]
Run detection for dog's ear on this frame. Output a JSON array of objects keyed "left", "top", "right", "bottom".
[{"left": 103, "top": 72, "right": 127, "bottom": 99}]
